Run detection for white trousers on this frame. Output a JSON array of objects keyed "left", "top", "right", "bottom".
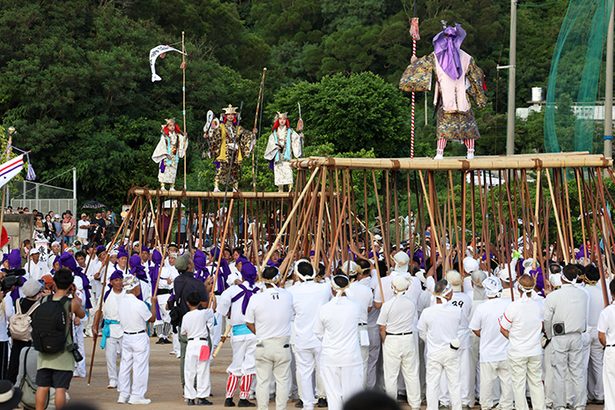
[
  {"left": 508, "top": 354, "right": 545, "bottom": 410},
  {"left": 604, "top": 348, "right": 615, "bottom": 410},
  {"left": 227, "top": 334, "right": 257, "bottom": 376},
  {"left": 550, "top": 333, "right": 586, "bottom": 408},
  {"left": 426, "top": 347, "right": 461, "bottom": 410},
  {"left": 440, "top": 346, "right": 474, "bottom": 406},
  {"left": 183, "top": 340, "right": 211, "bottom": 400},
  {"left": 118, "top": 333, "right": 150, "bottom": 400},
  {"left": 479, "top": 360, "right": 513, "bottom": 410},
  {"left": 294, "top": 346, "right": 320, "bottom": 410},
  {"left": 319, "top": 364, "right": 363, "bottom": 410},
  {"left": 105, "top": 336, "right": 122, "bottom": 387},
  {"left": 255, "top": 337, "right": 292, "bottom": 410},
  {"left": 73, "top": 322, "right": 86, "bottom": 377},
  {"left": 587, "top": 327, "right": 604, "bottom": 401},
  {"left": 382, "top": 334, "right": 421, "bottom": 408}
]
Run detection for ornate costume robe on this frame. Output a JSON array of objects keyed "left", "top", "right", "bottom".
[{"left": 263, "top": 127, "right": 302, "bottom": 187}]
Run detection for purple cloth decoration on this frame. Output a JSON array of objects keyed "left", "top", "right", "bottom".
[
  {"left": 194, "top": 250, "right": 209, "bottom": 282},
  {"left": 532, "top": 267, "right": 545, "bottom": 297},
  {"left": 59, "top": 252, "right": 92, "bottom": 309},
  {"left": 210, "top": 248, "right": 229, "bottom": 292},
  {"left": 576, "top": 244, "right": 587, "bottom": 260},
  {"left": 309, "top": 250, "right": 315, "bottom": 257},
  {"left": 433, "top": 24, "right": 467, "bottom": 80},
  {"left": 413, "top": 249, "right": 425, "bottom": 269},
  {"left": 103, "top": 270, "right": 124, "bottom": 302},
  {"left": 230, "top": 283, "right": 260, "bottom": 315},
  {"left": 129, "top": 254, "right": 148, "bottom": 283},
  {"left": 96, "top": 245, "right": 106, "bottom": 255},
  {"left": 141, "top": 246, "right": 150, "bottom": 253},
  {"left": 149, "top": 249, "right": 163, "bottom": 320},
  {"left": 117, "top": 246, "right": 129, "bottom": 260},
  {"left": 9, "top": 276, "right": 27, "bottom": 304},
  {"left": 1, "top": 253, "right": 8, "bottom": 264},
  {"left": 160, "top": 161, "right": 166, "bottom": 173},
  {"left": 8, "top": 249, "right": 21, "bottom": 270},
  {"left": 241, "top": 262, "right": 257, "bottom": 286}
]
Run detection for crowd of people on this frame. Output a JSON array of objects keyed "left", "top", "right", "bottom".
[{"left": 0, "top": 211, "right": 614, "bottom": 410}]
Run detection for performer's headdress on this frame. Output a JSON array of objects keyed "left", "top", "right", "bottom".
[
  {"left": 162, "top": 118, "right": 181, "bottom": 135},
  {"left": 433, "top": 23, "right": 467, "bottom": 80},
  {"left": 273, "top": 112, "right": 290, "bottom": 130},
  {"left": 222, "top": 104, "right": 238, "bottom": 115}
]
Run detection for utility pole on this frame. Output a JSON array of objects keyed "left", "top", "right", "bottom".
[
  {"left": 605, "top": 2, "right": 614, "bottom": 159},
  {"left": 506, "top": 0, "right": 517, "bottom": 156}
]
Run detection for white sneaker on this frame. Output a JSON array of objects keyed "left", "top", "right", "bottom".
[
  {"left": 117, "top": 395, "right": 129, "bottom": 404},
  {"left": 169, "top": 186, "right": 176, "bottom": 192},
  {"left": 434, "top": 153, "right": 444, "bottom": 160},
  {"left": 466, "top": 150, "right": 475, "bottom": 160},
  {"left": 128, "top": 398, "right": 151, "bottom": 405}
]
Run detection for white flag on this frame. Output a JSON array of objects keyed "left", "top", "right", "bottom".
[
  {"left": 0, "top": 154, "right": 24, "bottom": 189},
  {"left": 149, "top": 45, "right": 185, "bottom": 82}
]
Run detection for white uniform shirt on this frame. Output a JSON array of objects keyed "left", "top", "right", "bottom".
[
  {"left": 0, "top": 298, "right": 15, "bottom": 342},
  {"left": 245, "top": 286, "right": 293, "bottom": 340},
  {"left": 77, "top": 220, "right": 89, "bottom": 239},
  {"left": 597, "top": 303, "right": 615, "bottom": 345},
  {"left": 376, "top": 293, "right": 416, "bottom": 334},
  {"left": 158, "top": 262, "right": 178, "bottom": 291},
  {"left": 314, "top": 297, "right": 362, "bottom": 367},
  {"left": 499, "top": 296, "right": 544, "bottom": 358},
  {"left": 288, "top": 281, "right": 331, "bottom": 349},
  {"left": 346, "top": 281, "right": 373, "bottom": 324},
  {"left": 218, "top": 282, "right": 258, "bottom": 326},
  {"left": 469, "top": 297, "right": 511, "bottom": 362},
  {"left": 543, "top": 283, "right": 588, "bottom": 338},
  {"left": 103, "top": 290, "right": 125, "bottom": 338},
  {"left": 417, "top": 302, "right": 462, "bottom": 354},
  {"left": 586, "top": 284, "right": 606, "bottom": 328},
  {"left": 24, "top": 260, "right": 48, "bottom": 281},
  {"left": 118, "top": 293, "right": 151, "bottom": 333},
  {"left": 181, "top": 308, "right": 214, "bottom": 339}
]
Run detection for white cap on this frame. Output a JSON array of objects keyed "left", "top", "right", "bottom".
[
  {"left": 29, "top": 249, "right": 40, "bottom": 256},
  {"left": 471, "top": 270, "right": 487, "bottom": 287},
  {"left": 391, "top": 276, "right": 410, "bottom": 294},
  {"left": 497, "top": 263, "right": 517, "bottom": 283},
  {"left": 549, "top": 273, "right": 562, "bottom": 287},
  {"left": 445, "top": 270, "right": 462, "bottom": 292},
  {"left": 393, "top": 251, "right": 410, "bottom": 273},
  {"left": 463, "top": 256, "right": 479, "bottom": 274},
  {"left": 51, "top": 241, "right": 61, "bottom": 248},
  {"left": 482, "top": 276, "right": 503, "bottom": 298},
  {"left": 415, "top": 269, "right": 427, "bottom": 283},
  {"left": 122, "top": 274, "right": 140, "bottom": 291},
  {"left": 226, "top": 271, "right": 242, "bottom": 287},
  {"left": 340, "top": 260, "right": 361, "bottom": 277}
]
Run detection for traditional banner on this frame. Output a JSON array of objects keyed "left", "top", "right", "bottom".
[
  {"left": 0, "top": 154, "right": 24, "bottom": 189},
  {"left": 149, "top": 45, "right": 185, "bottom": 82}
]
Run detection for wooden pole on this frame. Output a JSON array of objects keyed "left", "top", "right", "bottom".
[
  {"left": 545, "top": 170, "right": 569, "bottom": 264},
  {"left": 252, "top": 68, "right": 267, "bottom": 191},
  {"left": 181, "top": 31, "right": 187, "bottom": 191},
  {"left": 313, "top": 168, "right": 329, "bottom": 269},
  {"left": 418, "top": 171, "right": 443, "bottom": 258},
  {"left": 210, "top": 199, "right": 235, "bottom": 299}
]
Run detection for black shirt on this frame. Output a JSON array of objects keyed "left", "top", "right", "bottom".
[{"left": 173, "top": 271, "right": 208, "bottom": 318}]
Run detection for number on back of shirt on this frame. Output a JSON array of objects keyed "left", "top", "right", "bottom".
[
  {"left": 451, "top": 300, "right": 464, "bottom": 309},
  {"left": 271, "top": 293, "right": 279, "bottom": 300}
]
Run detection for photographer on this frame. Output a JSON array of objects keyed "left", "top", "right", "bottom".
[{"left": 33, "top": 268, "right": 85, "bottom": 410}]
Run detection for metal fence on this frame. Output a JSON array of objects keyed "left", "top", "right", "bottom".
[{"left": 9, "top": 178, "right": 76, "bottom": 216}]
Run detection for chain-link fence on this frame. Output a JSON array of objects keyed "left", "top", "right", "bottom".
[{"left": 9, "top": 180, "right": 76, "bottom": 216}]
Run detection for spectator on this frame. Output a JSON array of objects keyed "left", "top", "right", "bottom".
[
  {"left": 52, "top": 214, "right": 62, "bottom": 242},
  {"left": 76, "top": 214, "right": 90, "bottom": 245},
  {"left": 61, "top": 211, "right": 76, "bottom": 246},
  {"left": 89, "top": 212, "right": 106, "bottom": 245},
  {"left": 34, "top": 268, "right": 86, "bottom": 410},
  {"left": 7, "top": 279, "right": 45, "bottom": 383},
  {"left": 44, "top": 214, "right": 56, "bottom": 242},
  {"left": 0, "top": 281, "right": 15, "bottom": 379}
]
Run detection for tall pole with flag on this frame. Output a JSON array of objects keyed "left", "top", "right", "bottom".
[
  {"left": 0, "top": 127, "right": 17, "bottom": 247},
  {"left": 181, "top": 32, "right": 188, "bottom": 190},
  {"left": 409, "top": 18, "right": 420, "bottom": 159}
]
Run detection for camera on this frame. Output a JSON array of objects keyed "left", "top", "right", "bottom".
[
  {"left": 67, "top": 343, "right": 83, "bottom": 362},
  {"left": 553, "top": 322, "right": 566, "bottom": 336},
  {"left": 0, "top": 268, "right": 26, "bottom": 293}
]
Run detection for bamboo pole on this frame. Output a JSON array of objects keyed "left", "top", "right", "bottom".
[
  {"left": 210, "top": 199, "right": 235, "bottom": 299},
  {"left": 575, "top": 169, "right": 588, "bottom": 260},
  {"left": 418, "top": 171, "right": 443, "bottom": 259},
  {"left": 545, "top": 170, "right": 569, "bottom": 264}
]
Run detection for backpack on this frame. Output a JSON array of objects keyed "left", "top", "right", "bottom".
[
  {"left": 18, "top": 347, "right": 50, "bottom": 410},
  {"left": 31, "top": 296, "right": 69, "bottom": 354},
  {"left": 9, "top": 299, "right": 40, "bottom": 342}
]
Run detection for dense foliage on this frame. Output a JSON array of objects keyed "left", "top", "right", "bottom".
[{"left": 0, "top": 0, "right": 572, "bottom": 206}]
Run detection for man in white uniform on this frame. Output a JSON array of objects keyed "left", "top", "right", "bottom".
[
  {"left": 218, "top": 261, "right": 260, "bottom": 407},
  {"left": 314, "top": 274, "right": 363, "bottom": 410},
  {"left": 469, "top": 276, "right": 513, "bottom": 410},
  {"left": 499, "top": 274, "right": 545, "bottom": 410},
  {"left": 245, "top": 266, "right": 294, "bottom": 410},
  {"left": 583, "top": 265, "right": 606, "bottom": 404},
  {"left": 597, "top": 280, "right": 615, "bottom": 410},
  {"left": 93, "top": 270, "right": 124, "bottom": 389},
  {"left": 342, "top": 260, "right": 373, "bottom": 385},
  {"left": 117, "top": 274, "right": 157, "bottom": 405},
  {"left": 24, "top": 249, "right": 48, "bottom": 280},
  {"left": 288, "top": 259, "right": 331, "bottom": 410},
  {"left": 377, "top": 276, "right": 420, "bottom": 409},
  {"left": 543, "top": 264, "right": 588, "bottom": 410},
  {"left": 155, "top": 252, "right": 178, "bottom": 345},
  {"left": 417, "top": 279, "right": 463, "bottom": 410}
]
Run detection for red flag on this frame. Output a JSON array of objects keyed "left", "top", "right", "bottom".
[{"left": 0, "top": 227, "right": 8, "bottom": 249}]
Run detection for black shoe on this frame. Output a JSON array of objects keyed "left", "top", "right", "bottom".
[
  {"left": 237, "top": 399, "right": 256, "bottom": 407},
  {"left": 224, "top": 398, "right": 235, "bottom": 407},
  {"left": 295, "top": 399, "right": 303, "bottom": 408},
  {"left": 163, "top": 338, "right": 173, "bottom": 344},
  {"left": 397, "top": 393, "right": 407, "bottom": 402},
  {"left": 156, "top": 338, "right": 166, "bottom": 344},
  {"left": 187, "top": 399, "right": 196, "bottom": 406},
  {"left": 317, "top": 398, "right": 327, "bottom": 408},
  {"left": 198, "top": 398, "right": 213, "bottom": 406}
]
